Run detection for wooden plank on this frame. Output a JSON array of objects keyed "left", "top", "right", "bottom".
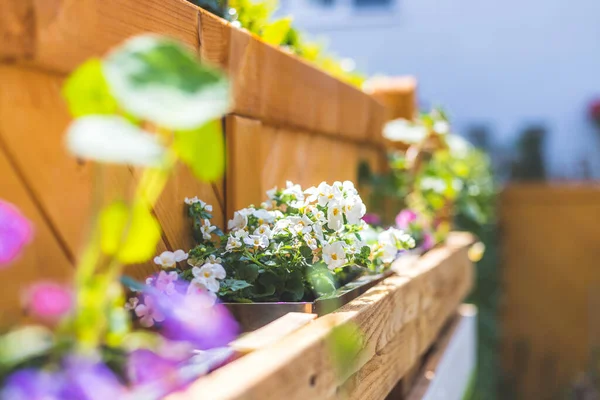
[
  {"left": 365, "top": 76, "right": 418, "bottom": 122},
  {"left": 0, "top": 142, "right": 73, "bottom": 324},
  {"left": 231, "top": 313, "right": 318, "bottom": 355},
  {"left": 1, "top": 0, "right": 200, "bottom": 72},
  {"left": 500, "top": 184, "right": 600, "bottom": 399},
  {"left": 225, "top": 115, "right": 386, "bottom": 220},
  {"left": 405, "top": 304, "right": 477, "bottom": 400},
  {"left": 169, "top": 232, "right": 474, "bottom": 400},
  {"left": 0, "top": 65, "right": 223, "bottom": 283}
]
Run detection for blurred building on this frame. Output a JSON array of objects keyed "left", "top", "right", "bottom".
[{"left": 278, "top": 0, "right": 600, "bottom": 179}]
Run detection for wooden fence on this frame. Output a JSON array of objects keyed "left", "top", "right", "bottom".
[
  {"left": 0, "top": 0, "right": 396, "bottom": 322},
  {"left": 500, "top": 184, "right": 600, "bottom": 398}
]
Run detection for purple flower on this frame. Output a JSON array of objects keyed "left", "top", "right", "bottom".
[
  {"left": 24, "top": 282, "right": 73, "bottom": 321},
  {"left": 127, "top": 349, "right": 186, "bottom": 396},
  {"left": 362, "top": 213, "right": 381, "bottom": 226},
  {"left": 60, "top": 356, "right": 126, "bottom": 400},
  {"left": 395, "top": 209, "right": 418, "bottom": 229},
  {"left": 152, "top": 291, "right": 238, "bottom": 350},
  {"left": 421, "top": 233, "right": 435, "bottom": 251},
  {"left": 0, "top": 199, "right": 33, "bottom": 266},
  {"left": 1, "top": 369, "right": 62, "bottom": 400}
]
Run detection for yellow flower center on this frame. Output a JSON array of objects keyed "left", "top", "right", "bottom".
[
  {"left": 333, "top": 208, "right": 339, "bottom": 216},
  {"left": 203, "top": 271, "right": 211, "bottom": 278},
  {"left": 331, "top": 254, "right": 338, "bottom": 260}
]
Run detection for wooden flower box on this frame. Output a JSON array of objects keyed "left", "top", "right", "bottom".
[
  {"left": 0, "top": 0, "right": 386, "bottom": 321},
  {"left": 170, "top": 232, "right": 475, "bottom": 400}
]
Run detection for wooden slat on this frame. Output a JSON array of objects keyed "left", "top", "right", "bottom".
[
  {"left": 0, "top": 65, "right": 224, "bottom": 283},
  {"left": 365, "top": 76, "right": 418, "bottom": 122},
  {"left": 0, "top": 143, "right": 73, "bottom": 324},
  {"left": 225, "top": 115, "right": 386, "bottom": 220},
  {"left": 500, "top": 184, "right": 600, "bottom": 399},
  {"left": 0, "top": 0, "right": 200, "bottom": 72},
  {"left": 170, "top": 232, "right": 474, "bottom": 400}
]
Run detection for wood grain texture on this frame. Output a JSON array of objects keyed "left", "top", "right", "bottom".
[
  {"left": 0, "top": 65, "right": 223, "bottom": 284},
  {"left": 199, "top": 9, "right": 385, "bottom": 141},
  {"left": 169, "top": 232, "right": 475, "bottom": 400},
  {"left": 0, "top": 0, "right": 36, "bottom": 61},
  {"left": 0, "top": 142, "right": 73, "bottom": 324},
  {"left": 2, "top": 0, "right": 199, "bottom": 73},
  {"left": 500, "top": 184, "right": 600, "bottom": 399},
  {"left": 365, "top": 76, "right": 418, "bottom": 122},
  {"left": 225, "top": 115, "right": 386, "bottom": 221}
]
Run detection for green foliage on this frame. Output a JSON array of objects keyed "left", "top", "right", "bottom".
[
  {"left": 103, "top": 35, "right": 230, "bottom": 130},
  {"left": 174, "top": 121, "right": 225, "bottom": 182},
  {"left": 225, "top": 0, "right": 365, "bottom": 87},
  {"left": 62, "top": 59, "right": 119, "bottom": 117},
  {"left": 327, "top": 324, "right": 363, "bottom": 380}
]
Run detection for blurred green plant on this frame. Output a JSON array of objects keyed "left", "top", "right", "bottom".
[{"left": 0, "top": 34, "right": 235, "bottom": 398}]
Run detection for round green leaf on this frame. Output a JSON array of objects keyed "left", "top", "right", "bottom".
[
  {"left": 174, "top": 121, "right": 225, "bottom": 182},
  {"left": 103, "top": 35, "right": 231, "bottom": 130},
  {"left": 62, "top": 58, "right": 118, "bottom": 117},
  {"left": 65, "top": 116, "right": 166, "bottom": 166}
]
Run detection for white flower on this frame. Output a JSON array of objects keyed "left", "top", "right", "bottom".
[
  {"left": 135, "top": 295, "right": 165, "bottom": 328},
  {"left": 322, "top": 241, "right": 347, "bottom": 270},
  {"left": 303, "top": 234, "right": 319, "bottom": 251},
  {"left": 341, "top": 181, "right": 358, "bottom": 196},
  {"left": 153, "top": 250, "right": 188, "bottom": 268},
  {"left": 383, "top": 119, "right": 427, "bottom": 144},
  {"left": 343, "top": 196, "right": 366, "bottom": 225},
  {"left": 125, "top": 297, "right": 139, "bottom": 311},
  {"left": 306, "top": 182, "right": 342, "bottom": 207},
  {"left": 200, "top": 219, "right": 217, "bottom": 240},
  {"left": 184, "top": 197, "right": 213, "bottom": 211},
  {"left": 253, "top": 209, "right": 275, "bottom": 224},
  {"left": 327, "top": 202, "right": 344, "bottom": 231},
  {"left": 226, "top": 236, "right": 243, "bottom": 252},
  {"left": 312, "top": 223, "right": 325, "bottom": 244},
  {"left": 228, "top": 211, "right": 248, "bottom": 231},
  {"left": 187, "top": 278, "right": 217, "bottom": 303},
  {"left": 205, "top": 254, "right": 222, "bottom": 264},
  {"left": 289, "top": 215, "right": 313, "bottom": 235},
  {"left": 243, "top": 234, "right": 270, "bottom": 249},
  {"left": 283, "top": 181, "right": 305, "bottom": 207},
  {"left": 254, "top": 224, "right": 272, "bottom": 237},
  {"left": 272, "top": 219, "right": 292, "bottom": 235},
  {"left": 234, "top": 229, "right": 249, "bottom": 239},
  {"left": 192, "top": 263, "right": 226, "bottom": 293},
  {"left": 433, "top": 120, "right": 450, "bottom": 135},
  {"left": 266, "top": 187, "right": 278, "bottom": 200}
]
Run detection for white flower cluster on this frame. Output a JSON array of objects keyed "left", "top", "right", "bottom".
[{"left": 222, "top": 180, "right": 408, "bottom": 271}]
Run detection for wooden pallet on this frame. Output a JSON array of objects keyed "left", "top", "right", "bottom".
[{"left": 169, "top": 232, "right": 474, "bottom": 400}]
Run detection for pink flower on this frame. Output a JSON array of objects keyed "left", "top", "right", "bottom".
[
  {"left": 421, "top": 233, "right": 435, "bottom": 251},
  {"left": 0, "top": 200, "right": 33, "bottom": 267},
  {"left": 362, "top": 213, "right": 381, "bottom": 226},
  {"left": 135, "top": 295, "right": 165, "bottom": 327},
  {"left": 25, "top": 282, "right": 72, "bottom": 320},
  {"left": 154, "top": 271, "right": 179, "bottom": 295},
  {"left": 395, "top": 209, "right": 418, "bottom": 229}
]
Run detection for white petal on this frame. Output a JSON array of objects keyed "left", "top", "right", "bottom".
[{"left": 66, "top": 116, "right": 165, "bottom": 166}]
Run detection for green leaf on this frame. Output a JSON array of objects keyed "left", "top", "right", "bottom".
[
  {"left": 100, "top": 201, "right": 162, "bottom": 264},
  {"left": 237, "top": 263, "right": 259, "bottom": 282},
  {"left": 284, "top": 270, "right": 305, "bottom": 301},
  {"left": 174, "top": 120, "right": 224, "bottom": 182},
  {"left": 222, "top": 278, "right": 252, "bottom": 292},
  {"left": 103, "top": 35, "right": 231, "bottom": 130},
  {"left": 307, "top": 265, "right": 337, "bottom": 297},
  {"left": 262, "top": 17, "right": 293, "bottom": 46},
  {"left": 62, "top": 58, "right": 118, "bottom": 117}
]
